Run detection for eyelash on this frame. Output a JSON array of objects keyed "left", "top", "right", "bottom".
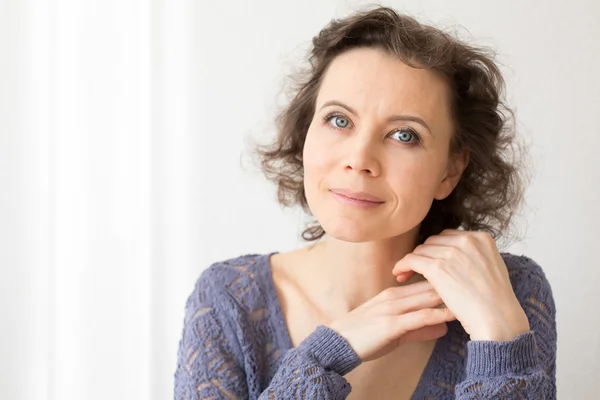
[{"left": 322, "top": 112, "right": 422, "bottom": 146}]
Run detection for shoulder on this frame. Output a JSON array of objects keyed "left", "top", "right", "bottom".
[
  {"left": 500, "top": 252, "right": 557, "bottom": 321},
  {"left": 180, "top": 253, "right": 275, "bottom": 353},
  {"left": 501, "top": 252, "right": 553, "bottom": 293},
  {"left": 192, "top": 252, "right": 275, "bottom": 314}
]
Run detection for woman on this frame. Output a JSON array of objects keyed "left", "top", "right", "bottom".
[{"left": 175, "top": 6, "right": 557, "bottom": 399}]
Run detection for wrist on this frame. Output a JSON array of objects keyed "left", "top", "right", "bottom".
[{"left": 471, "top": 311, "right": 530, "bottom": 342}]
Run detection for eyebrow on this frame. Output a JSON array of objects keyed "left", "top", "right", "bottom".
[{"left": 319, "top": 100, "right": 433, "bottom": 136}]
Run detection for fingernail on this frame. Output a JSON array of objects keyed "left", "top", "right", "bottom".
[{"left": 396, "top": 274, "right": 409, "bottom": 282}]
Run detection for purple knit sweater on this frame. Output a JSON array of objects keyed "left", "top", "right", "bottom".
[{"left": 174, "top": 252, "right": 557, "bottom": 399}]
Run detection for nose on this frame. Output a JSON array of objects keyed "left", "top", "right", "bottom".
[{"left": 343, "top": 135, "right": 381, "bottom": 177}]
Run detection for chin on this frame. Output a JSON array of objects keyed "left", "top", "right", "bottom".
[{"left": 320, "top": 219, "right": 382, "bottom": 243}]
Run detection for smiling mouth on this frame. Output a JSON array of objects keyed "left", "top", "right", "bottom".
[{"left": 329, "top": 188, "right": 385, "bottom": 208}]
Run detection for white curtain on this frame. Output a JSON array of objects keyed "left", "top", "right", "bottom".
[{"left": 1, "top": 1, "right": 195, "bottom": 398}]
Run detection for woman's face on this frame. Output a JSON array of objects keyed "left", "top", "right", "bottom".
[{"left": 303, "top": 47, "right": 465, "bottom": 242}]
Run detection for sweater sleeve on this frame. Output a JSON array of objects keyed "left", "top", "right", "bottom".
[
  {"left": 455, "top": 257, "right": 557, "bottom": 399},
  {"left": 258, "top": 325, "right": 361, "bottom": 400}
]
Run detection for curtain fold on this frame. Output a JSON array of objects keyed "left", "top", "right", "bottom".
[{"left": 1, "top": 1, "right": 193, "bottom": 399}]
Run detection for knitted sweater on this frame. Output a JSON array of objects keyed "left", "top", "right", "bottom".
[{"left": 174, "top": 252, "right": 557, "bottom": 399}]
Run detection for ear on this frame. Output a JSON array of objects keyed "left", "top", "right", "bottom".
[{"left": 434, "top": 150, "right": 469, "bottom": 201}]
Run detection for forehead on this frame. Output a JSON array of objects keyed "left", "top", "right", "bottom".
[{"left": 316, "top": 47, "right": 453, "bottom": 130}]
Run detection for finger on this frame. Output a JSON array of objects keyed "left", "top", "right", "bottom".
[
  {"left": 393, "top": 307, "right": 456, "bottom": 336},
  {"left": 377, "top": 279, "right": 434, "bottom": 301},
  {"left": 395, "top": 271, "right": 415, "bottom": 282},
  {"left": 392, "top": 253, "right": 437, "bottom": 278},
  {"left": 399, "top": 322, "right": 448, "bottom": 344},
  {"left": 387, "top": 288, "right": 444, "bottom": 315}
]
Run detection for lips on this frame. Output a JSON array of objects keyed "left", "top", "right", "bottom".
[{"left": 329, "top": 188, "right": 384, "bottom": 203}]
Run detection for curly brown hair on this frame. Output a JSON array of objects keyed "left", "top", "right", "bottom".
[{"left": 254, "top": 5, "right": 530, "bottom": 249}]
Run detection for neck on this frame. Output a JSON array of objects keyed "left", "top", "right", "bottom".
[{"left": 303, "top": 226, "right": 423, "bottom": 320}]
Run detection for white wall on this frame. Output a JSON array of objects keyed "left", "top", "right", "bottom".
[{"left": 1, "top": 0, "right": 598, "bottom": 399}]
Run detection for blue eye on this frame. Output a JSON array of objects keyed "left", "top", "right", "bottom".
[
  {"left": 323, "top": 113, "right": 351, "bottom": 129},
  {"left": 390, "top": 129, "right": 421, "bottom": 144},
  {"left": 325, "top": 115, "right": 350, "bottom": 129}
]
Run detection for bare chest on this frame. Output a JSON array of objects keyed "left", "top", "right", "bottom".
[{"left": 344, "top": 343, "right": 435, "bottom": 400}]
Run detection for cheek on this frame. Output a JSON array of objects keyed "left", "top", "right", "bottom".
[
  {"left": 303, "top": 128, "right": 338, "bottom": 214},
  {"left": 387, "top": 157, "right": 445, "bottom": 208},
  {"left": 303, "top": 129, "right": 335, "bottom": 182}
]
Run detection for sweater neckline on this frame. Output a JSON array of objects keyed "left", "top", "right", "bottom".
[{"left": 260, "top": 251, "right": 448, "bottom": 399}]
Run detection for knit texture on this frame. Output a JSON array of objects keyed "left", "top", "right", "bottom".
[{"left": 174, "top": 252, "right": 557, "bottom": 399}]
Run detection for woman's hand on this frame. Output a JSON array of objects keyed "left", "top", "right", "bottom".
[
  {"left": 328, "top": 280, "right": 456, "bottom": 362},
  {"left": 392, "top": 229, "right": 530, "bottom": 342}
]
